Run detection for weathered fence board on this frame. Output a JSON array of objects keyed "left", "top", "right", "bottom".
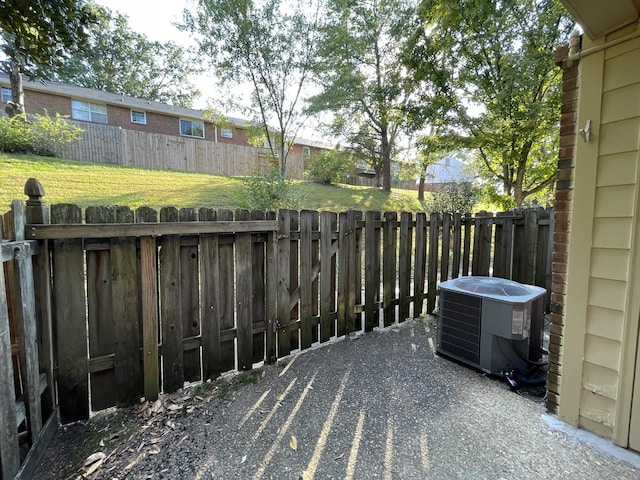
[
  {"left": 319, "top": 212, "right": 337, "bottom": 342},
  {"left": 0, "top": 227, "right": 20, "bottom": 480},
  {"left": 277, "top": 210, "right": 292, "bottom": 357},
  {"left": 51, "top": 203, "right": 89, "bottom": 422},
  {"left": 251, "top": 210, "right": 267, "bottom": 365},
  {"left": 199, "top": 207, "right": 222, "bottom": 381},
  {"left": 218, "top": 209, "right": 236, "bottom": 372},
  {"left": 414, "top": 213, "right": 427, "bottom": 317},
  {"left": 300, "top": 210, "right": 314, "bottom": 350},
  {"left": 159, "top": 207, "right": 183, "bottom": 393},
  {"left": 364, "top": 211, "right": 381, "bottom": 331},
  {"left": 86, "top": 207, "right": 116, "bottom": 411},
  {"left": 112, "top": 207, "right": 142, "bottom": 406},
  {"left": 179, "top": 208, "right": 200, "bottom": 382},
  {"left": 236, "top": 209, "right": 254, "bottom": 371},
  {"left": 383, "top": 212, "right": 398, "bottom": 327},
  {"left": 398, "top": 212, "right": 413, "bottom": 322}
]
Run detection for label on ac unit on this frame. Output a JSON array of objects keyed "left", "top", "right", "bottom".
[{"left": 512, "top": 308, "right": 524, "bottom": 336}]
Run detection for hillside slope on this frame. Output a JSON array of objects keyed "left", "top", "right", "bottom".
[{"left": 1, "top": 154, "right": 425, "bottom": 214}]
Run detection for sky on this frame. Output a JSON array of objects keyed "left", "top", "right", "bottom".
[{"left": 95, "top": 0, "right": 219, "bottom": 110}]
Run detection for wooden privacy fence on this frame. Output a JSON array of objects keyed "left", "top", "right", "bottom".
[
  {"left": 65, "top": 121, "right": 306, "bottom": 179},
  {"left": 0, "top": 178, "right": 553, "bottom": 478}
]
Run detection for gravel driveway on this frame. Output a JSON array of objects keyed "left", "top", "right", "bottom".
[{"left": 34, "top": 319, "right": 640, "bottom": 479}]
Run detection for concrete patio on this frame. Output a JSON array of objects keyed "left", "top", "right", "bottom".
[{"left": 34, "top": 319, "right": 640, "bottom": 479}]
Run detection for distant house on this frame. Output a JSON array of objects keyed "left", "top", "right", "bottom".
[
  {"left": 424, "top": 156, "right": 469, "bottom": 192},
  {"left": 0, "top": 75, "right": 326, "bottom": 178}
]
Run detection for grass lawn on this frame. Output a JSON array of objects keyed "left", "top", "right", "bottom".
[{"left": 1, "top": 153, "right": 427, "bottom": 214}]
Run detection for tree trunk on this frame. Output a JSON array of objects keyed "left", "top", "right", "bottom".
[
  {"left": 418, "top": 174, "right": 425, "bottom": 201},
  {"left": 381, "top": 129, "right": 391, "bottom": 193},
  {"left": 8, "top": 60, "right": 25, "bottom": 116}
]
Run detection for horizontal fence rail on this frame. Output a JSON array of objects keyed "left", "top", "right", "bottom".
[{"left": 0, "top": 178, "right": 553, "bottom": 476}]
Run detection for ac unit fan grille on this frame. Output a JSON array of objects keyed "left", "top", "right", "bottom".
[{"left": 439, "top": 290, "right": 481, "bottom": 364}]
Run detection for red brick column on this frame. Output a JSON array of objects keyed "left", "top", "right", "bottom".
[{"left": 547, "top": 44, "right": 579, "bottom": 413}]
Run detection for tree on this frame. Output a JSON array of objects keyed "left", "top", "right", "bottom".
[
  {"left": 409, "top": 0, "right": 573, "bottom": 208},
  {"left": 182, "top": 0, "right": 320, "bottom": 176},
  {"left": 0, "top": 0, "right": 98, "bottom": 115},
  {"left": 50, "top": 7, "right": 200, "bottom": 107},
  {"left": 308, "top": 0, "right": 419, "bottom": 193}
]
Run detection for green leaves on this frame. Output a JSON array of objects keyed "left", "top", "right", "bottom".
[
  {"left": 409, "top": 0, "right": 573, "bottom": 207},
  {"left": 184, "top": 0, "right": 320, "bottom": 175},
  {"left": 0, "top": 0, "right": 98, "bottom": 79},
  {"left": 51, "top": 7, "right": 201, "bottom": 107}
]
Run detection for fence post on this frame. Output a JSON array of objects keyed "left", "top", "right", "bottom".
[{"left": 24, "top": 179, "right": 55, "bottom": 421}]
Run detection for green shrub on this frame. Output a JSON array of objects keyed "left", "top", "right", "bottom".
[
  {"left": 235, "top": 166, "right": 302, "bottom": 211},
  {"left": 0, "top": 112, "right": 83, "bottom": 157},
  {"left": 305, "top": 149, "right": 352, "bottom": 184},
  {"left": 424, "top": 182, "right": 479, "bottom": 214}
]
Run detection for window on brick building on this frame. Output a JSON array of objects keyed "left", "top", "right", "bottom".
[
  {"left": 220, "top": 127, "right": 233, "bottom": 138},
  {"left": 1, "top": 87, "right": 11, "bottom": 103},
  {"left": 180, "top": 119, "right": 204, "bottom": 138},
  {"left": 302, "top": 146, "right": 311, "bottom": 156},
  {"left": 131, "top": 110, "right": 147, "bottom": 125},
  {"left": 72, "top": 100, "right": 107, "bottom": 124}
]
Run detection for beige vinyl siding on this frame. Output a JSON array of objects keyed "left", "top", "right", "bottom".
[{"left": 568, "top": 32, "right": 640, "bottom": 440}]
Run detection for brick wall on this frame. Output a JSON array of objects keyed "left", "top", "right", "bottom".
[
  {"left": 21, "top": 87, "right": 254, "bottom": 147},
  {"left": 25, "top": 90, "right": 72, "bottom": 116},
  {"left": 547, "top": 44, "right": 579, "bottom": 413}
]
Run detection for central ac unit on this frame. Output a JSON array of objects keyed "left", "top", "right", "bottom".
[{"left": 436, "top": 276, "right": 546, "bottom": 375}]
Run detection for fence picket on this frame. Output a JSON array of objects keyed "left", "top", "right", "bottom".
[
  {"left": 451, "top": 213, "right": 462, "bottom": 279},
  {"left": 251, "top": 210, "right": 267, "bottom": 364},
  {"left": 111, "top": 206, "right": 141, "bottom": 406},
  {"left": 159, "top": 207, "right": 183, "bottom": 393},
  {"left": 441, "top": 213, "right": 452, "bottom": 282},
  {"left": 365, "top": 211, "right": 381, "bottom": 331},
  {"left": 86, "top": 206, "right": 116, "bottom": 410},
  {"left": 427, "top": 213, "right": 439, "bottom": 314},
  {"left": 319, "top": 212, "right": 337, "bottom": 342},
  {"left": 179, "top": 208, "right": 201, "bottom": 382},
  {"left": 0, "top": 227, "right": 19, "bottom": 480},
  {"left": 51, "top": 203, "right": 89, "bottom": 422},
  {"left": 289, "top": 211, "right": 300, "bottom": 350},
  {"left": 199, "top": 207, "right": 222, "bottom": 381},
  {"left": 235, "top": 209, "right": 254, "bottom": 370},
  {"left": 398, "top": 212, "right": 412, "bottom": 322},
  {"left": 277, "top": 210, "right": 292, "bottom": 357},
  {"left": 414, "top": 213, "right": 427, "bottom": 318},
  {"left": 217, "top": 209, "right": 236, "bottom": 372},
  {"left": 337, "top": 212, "right": 348, "bottom": 336},
  {"left": 382, "top": 212, "right": 398, "bottom": 326},
  {"left": 137, "top": 206, "right": 159, "bottom": 402},
  {"left": 300, "top": 210, "right": 314, "bottom": 349},
  {"left": 11, "top": 200, "right": 42, "bottom": 439}
]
